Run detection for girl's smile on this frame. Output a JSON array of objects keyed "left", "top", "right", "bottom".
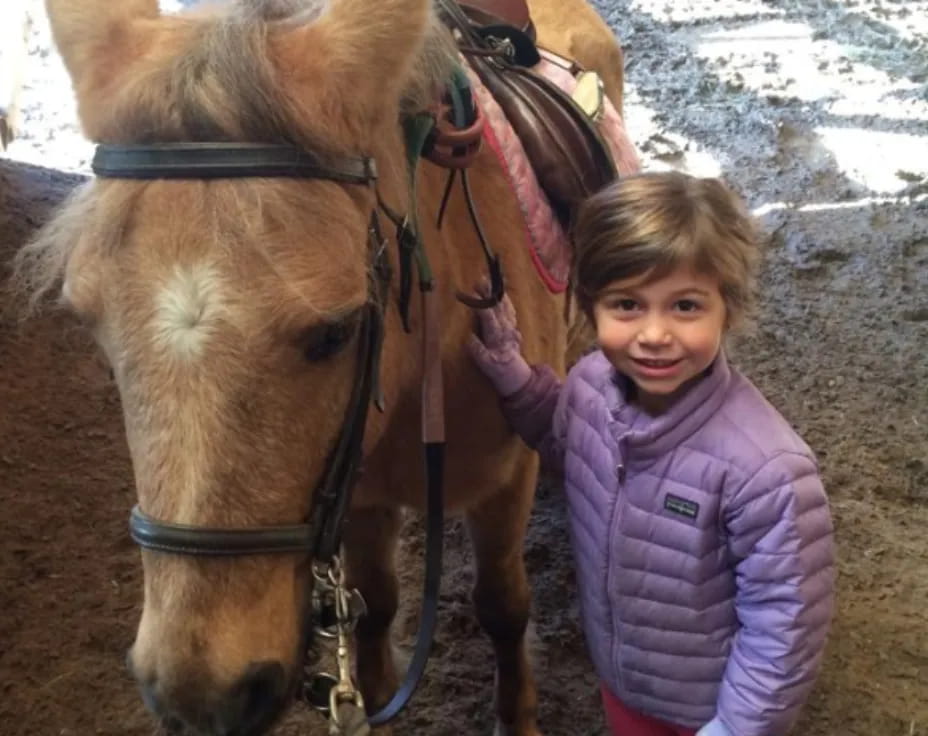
[
  {"left": 628, "top": 356, "right": 685, "bottom": 379},
  {"left": 592, "top": 267, "right": 727, "bottom": 413}
]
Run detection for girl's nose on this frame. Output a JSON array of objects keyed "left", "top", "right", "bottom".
[{"left": 637, "top": 318, "right": 672, "bottom": 347}]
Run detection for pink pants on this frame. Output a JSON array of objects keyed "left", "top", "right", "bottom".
[{"left": 601, "top": 684, "right": 698, "bottom": 736}]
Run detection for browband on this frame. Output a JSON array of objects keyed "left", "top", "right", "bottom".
[{"left": 92, "top": 142, "right": 377, "bottom": 183}]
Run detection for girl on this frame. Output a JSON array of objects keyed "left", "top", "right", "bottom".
[{"left": 468, "top": 172, "right": 835, "bottom": 736}]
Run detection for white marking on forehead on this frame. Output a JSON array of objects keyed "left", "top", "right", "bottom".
[{"left": 153, "top": 263, "right": 228, "bottom": 359}]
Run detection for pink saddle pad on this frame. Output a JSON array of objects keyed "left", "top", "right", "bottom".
[{"left": 465, "top": 57, "right": 641, "bottom": 293}]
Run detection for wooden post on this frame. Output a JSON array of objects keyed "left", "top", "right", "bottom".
[{"left": 0, "top": 0, "right": 31, "bottom": 150}]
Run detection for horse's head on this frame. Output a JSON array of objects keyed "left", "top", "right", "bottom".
[{"left": 20, "top": 0, "right": 453, "bottom": 732}]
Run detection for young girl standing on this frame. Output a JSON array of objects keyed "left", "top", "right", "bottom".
[{"left": 468, "top": 172, "right": 835, "bottom": 736}]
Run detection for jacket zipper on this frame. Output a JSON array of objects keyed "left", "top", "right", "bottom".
[{"left": 606, "top": 436, "right": 628, "bottom": 693}]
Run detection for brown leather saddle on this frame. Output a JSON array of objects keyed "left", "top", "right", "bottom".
[{"left": 444, "top": 0, "right": 618, "bottom": 228}]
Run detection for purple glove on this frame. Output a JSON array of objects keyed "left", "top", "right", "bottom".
[{"left": 467, "top": 293, "right": 532, "bottom": 398}]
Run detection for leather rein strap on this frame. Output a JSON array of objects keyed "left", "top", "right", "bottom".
[{"left": 101, "top": 141, "right": 445, "bottom": 726}]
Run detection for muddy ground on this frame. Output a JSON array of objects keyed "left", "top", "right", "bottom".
[{"left": 1, "top": 1, "right": 926, "bottom": 735}]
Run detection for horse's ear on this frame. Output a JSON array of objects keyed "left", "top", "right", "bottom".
[
  {"left": 45, "top": 0, "right": 161, "bottom": 92},
  {"left": 272, "top": 0, "right": 432, "bottom": 129}
]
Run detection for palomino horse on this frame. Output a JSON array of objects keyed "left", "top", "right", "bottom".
[{"left": 16, "top": 0, "right": 626, "bottom": 733}]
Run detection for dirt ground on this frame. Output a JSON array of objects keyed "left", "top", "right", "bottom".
[{"left": 1, "top": 1, "right": 926, "bottom": 735}]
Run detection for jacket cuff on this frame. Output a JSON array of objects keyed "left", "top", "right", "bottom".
[
  {"left": 697, "top": 716, "right": 734, "bottom": 736},
  {"left": 495, "top": 354, "right": 533, "bottom": 398},
  {"left": 500, "top": 364, "right": 561, "bottom": 447}
]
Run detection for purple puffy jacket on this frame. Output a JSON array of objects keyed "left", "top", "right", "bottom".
[{"left": 503, "top": 350, "right": 835, "bottom": 735}]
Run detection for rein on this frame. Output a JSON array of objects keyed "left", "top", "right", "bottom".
[{"left": 98, "top": 138, "right": 446, "bottom": 731}]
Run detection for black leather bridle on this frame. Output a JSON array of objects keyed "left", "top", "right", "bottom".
[
  {"left": 94, "top": 141, "right": 443, "bottom": 727},
  {"left": 95, "top": 141, "right": 386, "bottom": 565}
]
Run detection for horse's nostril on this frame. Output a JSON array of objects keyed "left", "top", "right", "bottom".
[
  {"left": 135, "top": 675, "right": 167, "bottom": 725},
  {"left": 128, "top": 654, "right": 288, "bottom": 735},
  {"left": 217, "top": 661, "right": 288, "bottom": 735},
  {"left": 241, "top": 661, "right": 286, "bottom": 711}
]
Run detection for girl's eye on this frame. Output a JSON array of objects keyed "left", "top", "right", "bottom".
[
  {"left": 611, "top": 298, "right": 639, "bottom": 312},
  {"left": 675, "top": 299, "right": 701, "bottom": 313},
  {"left": 302, "top": 318, "right": 358, "bottom": 362}
]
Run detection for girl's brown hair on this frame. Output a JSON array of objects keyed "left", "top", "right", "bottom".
[{"left": 571, "top": 171, "right": 760, "bottom": 326}]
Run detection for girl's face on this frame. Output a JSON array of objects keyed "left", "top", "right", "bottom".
[{"left": 592, "top": 267, "right": 727, "bottom": 414}]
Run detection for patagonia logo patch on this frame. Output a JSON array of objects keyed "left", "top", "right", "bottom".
[{"left": 664, "top": 494, "right": 699, "bottom": 520}]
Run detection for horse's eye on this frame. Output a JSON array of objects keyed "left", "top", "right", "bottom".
[{"left": 303, "top": 318, "right": 357, "bottom": 362}]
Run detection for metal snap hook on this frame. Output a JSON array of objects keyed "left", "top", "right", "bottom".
[
  {"left": 313, "top": 587, "right": 339, "bottom": 639},
  {"left": 302, "top": 672, "right": 339, "bottom": 713}
]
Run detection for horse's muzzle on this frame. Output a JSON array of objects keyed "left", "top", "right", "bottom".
[{"left": 128, "top": 651, "right": 289, "bottom": 736}]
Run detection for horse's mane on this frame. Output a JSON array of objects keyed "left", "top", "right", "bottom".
[
  {"left": 113, "top": 0, "right": 456, "bottom": 145},
  {"left": 9, "top": 0, "right": 457, "bottom": 316}
]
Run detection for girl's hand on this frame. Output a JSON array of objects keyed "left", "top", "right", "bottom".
[{"left": 466, "top": 290, "right": 532, "bottom": 397}]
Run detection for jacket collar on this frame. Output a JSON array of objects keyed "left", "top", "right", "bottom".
[{"left": 605, "top": 350, "right": 732, "bottom": 462}]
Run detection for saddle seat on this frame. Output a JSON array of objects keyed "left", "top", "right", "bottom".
[
  {"left": 441, "top": 0, "right": 619, "bottom": 228},
  {"left": 460, "top": 0, "right": 534, "bottom": 37}
]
